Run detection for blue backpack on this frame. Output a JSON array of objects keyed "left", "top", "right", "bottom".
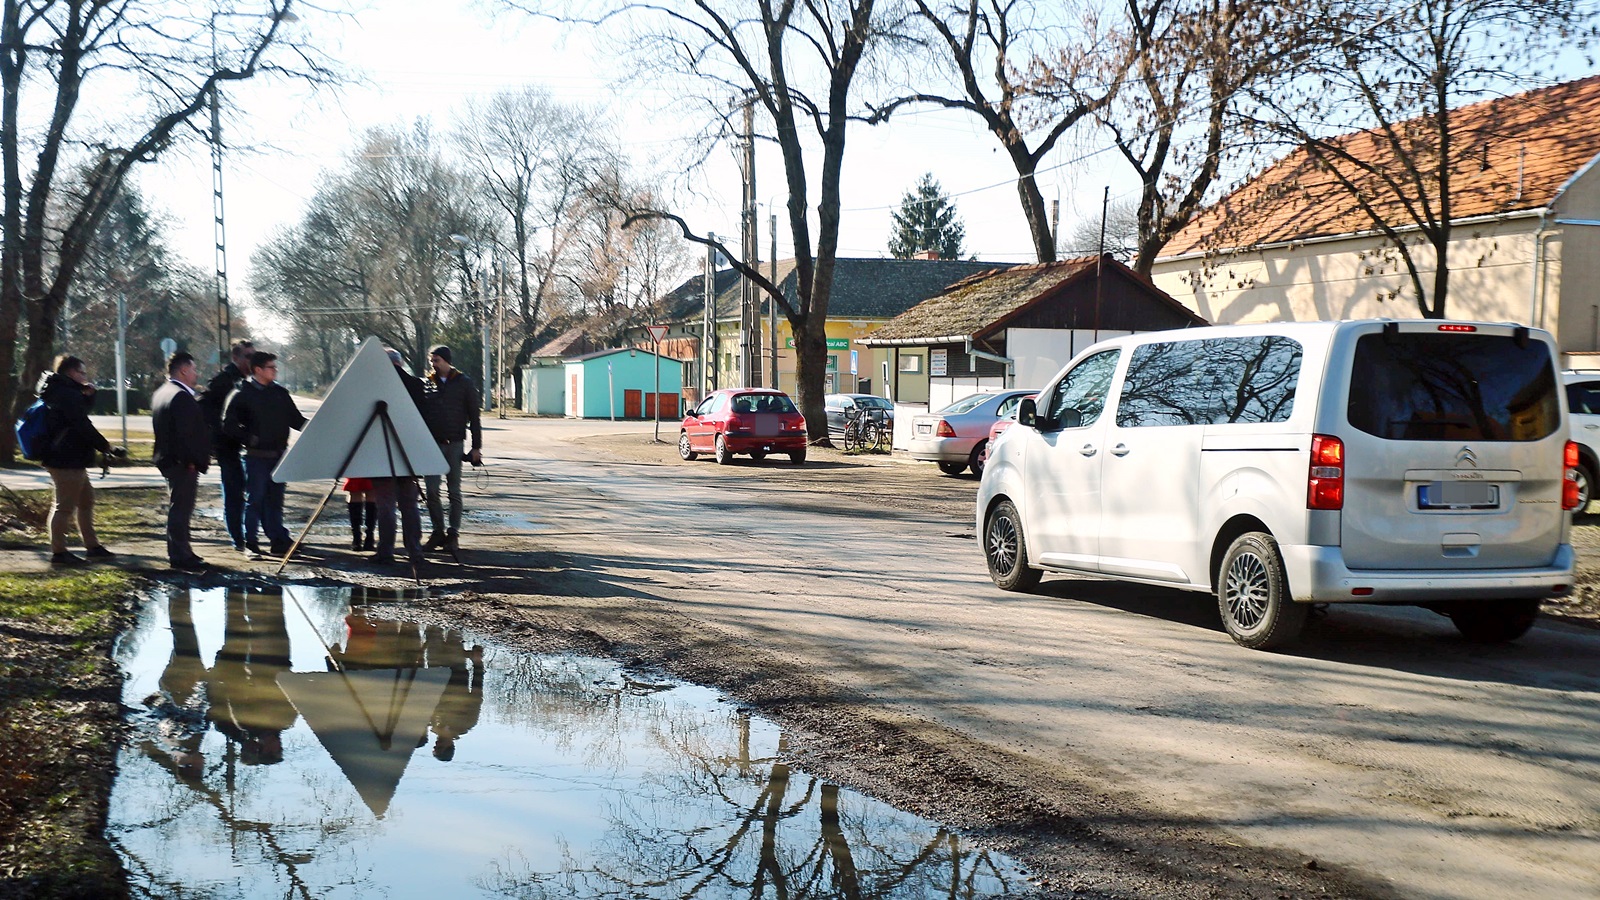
[{"left": 15, "top": 399, "right": 50, "bottom": 460}]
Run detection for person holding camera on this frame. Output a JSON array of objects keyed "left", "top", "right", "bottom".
[
  {"left": 35, "top": 355, "right": 124, "bottom": 567},
  {"left": 421, "top": 345, "right": 481, "bottom": 553}
]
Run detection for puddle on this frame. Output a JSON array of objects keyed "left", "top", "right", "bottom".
[{"left": 108, "top": 585, "right": 1031, "bottom": 898}]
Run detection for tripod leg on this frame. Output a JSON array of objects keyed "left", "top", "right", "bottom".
[{"left": 273, "top": 481, "right": 341, "bottom": 576}]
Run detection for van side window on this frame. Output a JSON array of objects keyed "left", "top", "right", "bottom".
[
  {"left": 1047, "top": 350, "right": 1119, "bottom": 427},
  {"left": 1118, "top": 336, "right": 1302, "bottom": 427}
]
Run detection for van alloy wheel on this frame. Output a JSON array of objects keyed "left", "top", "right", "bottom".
[
  {"left": 1217, "top": 531, "right": 1307, "bottom": 650},
  {"left": 984, "top": 500, "right": 1041, "bottom": 592}
]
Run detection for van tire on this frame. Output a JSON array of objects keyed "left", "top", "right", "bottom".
[
  {"left": 1448, "top": 599, "right": 1540, "bottom": 643},
  {"left": 1217, "top": 532, "right": 1307, "bottom": 650},
  {"left": 984, "top": 500, "right": 1042, "bottom": 592}
]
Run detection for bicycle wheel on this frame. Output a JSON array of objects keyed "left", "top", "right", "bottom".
[
  {"left": 843, "top": 423, "right": 860, "bottom": 452},
  {"left": 871, "top": 420, "right": 891, "bottom": 452}
]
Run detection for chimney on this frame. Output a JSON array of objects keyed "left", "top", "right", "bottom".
[{"left": 913, "top": 250, "right": 940, "bottom": 260}]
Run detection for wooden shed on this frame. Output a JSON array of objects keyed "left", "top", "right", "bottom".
[{"left": 563, "top": 348, "right": 684, "bottom": 420}]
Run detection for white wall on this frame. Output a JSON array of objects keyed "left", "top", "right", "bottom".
[
  {"left": 1008, "top": 328, "right": 1133, "bottom": 389},
  {"left": 929, "top": 378, "right": 1007, "bottom": 412}
]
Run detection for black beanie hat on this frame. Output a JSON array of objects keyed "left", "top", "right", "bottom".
[{"left": 429, "top": 344, "right": 452, "bottom": 364}]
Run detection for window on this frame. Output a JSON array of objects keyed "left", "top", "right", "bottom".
[
  {"left": 1566, "top": 380, "right": 1600, "bottom": 415},
  {"left": 1047, "top": 350, "right": 1119, "bottom": 428},
  {"left": 1116, "top": 336, "right": 1302, "bottom": 428},
  {"left": 1348, "top": 332, "right": 1558, "bottom": 441},
  {"left": 898, "top": 355, "right": 923, "bottom": 373},
  {"left": 995, "top": 394, "right": 1027, "bottom": 419},
  {"left": 938, "top": 393, "right": 996, "bottom": 415},
  {"left": 856, "top": 396, "right": 893, "bottom": 410}
]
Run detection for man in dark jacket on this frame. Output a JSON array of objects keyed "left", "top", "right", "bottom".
[
  {"left": 222, "top": 351, "right": 306, "bottom": 559},
  {"left": 36, "top": 355, "right": 122, "bottom": 567},
  {"left": 368, "top": 348, "right": 427, "bottom": 565},
  {"left": 202, "top": 339, "right": 254, "bottom": 551},
  {"left": 421, "top": 345, "right": 482, "bottom": 552},
  {"left": 152, "top": 352, "right": 211, "bottom": 571}
]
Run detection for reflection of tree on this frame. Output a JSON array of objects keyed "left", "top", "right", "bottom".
[
  {"left": 1117, "top": 336, "right": 1301, "bottom": 427},
  {"left": 476, "top": 706, "right": 1023, "bottom": 899}
]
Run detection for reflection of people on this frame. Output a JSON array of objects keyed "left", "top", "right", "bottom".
[
  {"left": 152, "top": 352, "right": 212, "bottom": 571},
  {"left": 203, "top": 339, "right": 254, "bottom": 552},
  {"left": 36, "top": 355, "right": 122, "bottom": 567},
  {"left": 421, "top": 345, "right": 481, "bottom": 553},
  {"left": 223, "top": 351, "right": 307, "bottom": 559},
  {"left": 332, "top": 613, "right": 425, "bottom": 671},
  {"left": 142, "top": 590, "right": 211, "bottom": 778},
  {"left": 207, "top": 587, "right": 298, "bottom": 765},
  {"left": 370, "top": 349, "right": 426, "bottom": 566},
  {"left": 424, "top": 625, "right": 484, "bottom": 761}
]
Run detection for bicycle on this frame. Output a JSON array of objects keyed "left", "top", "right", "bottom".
[{"left": 841, "top": 405, "right": 890, "bottom": 453}]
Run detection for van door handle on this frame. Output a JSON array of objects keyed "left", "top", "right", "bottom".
[
  {"left": 1111, "top": 443, "right": 1130, "bottom": 457},
  {"left": 1587, "top": 424, "right": 1598, "bottom": 429},
  {"left": 1080, "top": 444, "right": 1097, "bottom": 457}
]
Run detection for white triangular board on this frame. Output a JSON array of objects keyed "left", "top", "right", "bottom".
[
  {"left": 273, "top": 337, "right": 448, "bottom": 482},
  {"left": 277, "top": 667, "right": 451, "bottom": 817}
]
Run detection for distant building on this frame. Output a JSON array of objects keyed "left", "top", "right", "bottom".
[{"left": 563, "top": 347, "right": 683, "bottom": 420}]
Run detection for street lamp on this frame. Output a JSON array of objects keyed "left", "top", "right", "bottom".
[
  {"left": 208, "top": 8, "right": 296, "bottom": 363},
  {"left": 448, "top": 234, "right": 494, "bottom": 412}
]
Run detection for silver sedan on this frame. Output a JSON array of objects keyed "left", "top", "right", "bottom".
[{"left": 906, "top": 389, "right": 1037, "bottom": 476}]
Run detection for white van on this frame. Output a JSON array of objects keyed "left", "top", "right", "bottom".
[{"left": 977, "top": 320, "right": 1578, "bottom": 650}]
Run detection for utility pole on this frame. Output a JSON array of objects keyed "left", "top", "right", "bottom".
[
  {"left": 209, "top": 19, "right": 231, "bottom": 364},
  {"left": 769, "top": 211, "right": 779, "bottom": 390},
  {"left": 740, "top": 95, "right": 758, "bottom": 388},
  {"left": 703, "top": 233, "right": 716, "bottom": 396}
]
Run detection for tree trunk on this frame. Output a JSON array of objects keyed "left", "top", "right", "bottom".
[{"left": 1004, "top": 145, "right": 1054, "bottom": 263}]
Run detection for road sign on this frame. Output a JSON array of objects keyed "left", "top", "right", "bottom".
[
  {"left": 647, "top": 324, "right": 669, "bottom": 344},
  {"left": 160, "top": 337, "right": 177, "bottom": 356}
]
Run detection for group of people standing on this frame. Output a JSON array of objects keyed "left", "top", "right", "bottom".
[{"left": 37, "top": 338, "right": 482, "bottom": 572}]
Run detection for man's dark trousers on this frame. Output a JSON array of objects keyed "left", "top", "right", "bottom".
[
  {"left": 243, "top": 454, "right": 289, "bottom": 548},
  {"left": 218, "top": 451, "right": 245, "bottom": 548},
  {"left": 163, "top": 464, "right": 199, "bottom": 563},
  {"left": 371, "top": 477, "right": 422, "bottom": 561}
]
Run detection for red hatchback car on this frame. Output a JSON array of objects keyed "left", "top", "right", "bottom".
[{"left": 680, "top": 388, "right": 809, "bottom": 465}]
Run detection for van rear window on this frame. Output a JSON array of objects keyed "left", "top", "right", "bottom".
[{"left": 1348, "top": 333, "right": 1558, "bottom": 441}]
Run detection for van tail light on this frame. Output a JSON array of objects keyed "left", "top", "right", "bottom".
[
  {"left": 1563, "top": 440, "right": 1582, "bottom": 510},
  {"left": 936, "top": 420, "right": 956, "bottom": 438},
  {"left": 1308, "top": 434, "right": 1344, "bottom": 510}
]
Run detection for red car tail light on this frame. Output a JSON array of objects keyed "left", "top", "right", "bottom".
[
  {"left": 1308, "top": 434, "right": 1344, "bottom": 510},
  {"left": 936, "top": 420, "right": 956, "bottom": 438},
  {"left": 1564, "top": 440, "right": 1582, "bottom": 510}
]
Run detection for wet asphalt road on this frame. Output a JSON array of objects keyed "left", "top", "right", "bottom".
[{"left": 463, "top": 417, "right": 1600, "bottom": 900}]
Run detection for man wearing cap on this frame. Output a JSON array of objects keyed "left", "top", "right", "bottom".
[
  {"left": 421, "top": 345, "right": 481, "bottom": 552},
  {"left": 368, "top": 349, "right": 427, "bottom": 565}
]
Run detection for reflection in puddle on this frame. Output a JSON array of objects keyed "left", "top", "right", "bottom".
[{"left": 109, "top": 586, "right": 1030, "bottom": 898}]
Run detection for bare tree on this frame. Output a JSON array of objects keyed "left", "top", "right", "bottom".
[
  {"left": 0, "top": 0, "right": 327, "bottom": 460},
  {"left": 1033, "top": 0, "right": 1303, "bottom": 276},
  {"left": 454, "top": 87, "right": 618, "bottom": 399},
  {"left": 875, "top": 0, "right": 1125, "bottom": 262},
  {"left": 1239, "top": 0, "right": 1594, "bottom": 318},
  {"left": 1062, "top": 195, "right": 1140, "bottom": 261},
  {"left": 520, "top": 0, "right": 914, "bottom": 440}
]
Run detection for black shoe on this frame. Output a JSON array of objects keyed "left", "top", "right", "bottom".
[
  {"left": 370, "top": 552, "right": 396, "bottom": 565},
  {"left": 363, "top": 535, "right": 376, "bottom": 551},
  {"left": 50, "top": 551, "right": 85, "bottom": 568},
  {"left": 351, "top": 536, "right": 364, "bottom": 551},
  {"left": 171, "top": 557, "right": 209, "bottom": 572},
  {"left": 424, "top": 531, "right": 445, "bottom": 550},
  {"left": 444, "top": 533, "right": 459, "bottom": 552},
  {"left": 85, "top": 545, "right": 116, "bottom": 561},
  {"left": 270, "top": 541, "right": 292, "bottom": 557},
  {"left": 243, "top": 544, "right": 263, "bottom": 561}
]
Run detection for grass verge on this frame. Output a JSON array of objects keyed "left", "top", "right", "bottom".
[{"left": 1, "top": 557, "right": 139, "bottom": 898}]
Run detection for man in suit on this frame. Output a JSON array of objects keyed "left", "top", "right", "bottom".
[{"left": 152, "top": 352, "right": 212, "bottom": 570}]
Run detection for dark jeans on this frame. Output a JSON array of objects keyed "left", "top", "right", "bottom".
[
  {"left": 162, "top": 464, "right": 199, "bottom": 563},
  {"left": 371, "top": 477, "right": 422, "bottom": 560},
  {"left": 243, "top": 454, "right": 289, "bottom": 547},
  {"left": 217, "top": 450, "right": 245, "bottom": 548}
]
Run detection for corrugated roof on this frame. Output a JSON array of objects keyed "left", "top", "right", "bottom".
[
  {"left": 864, "top": 257, "right": 1095, "bottom": 341},
  {"left": 1164, "top": 75, "right": 1600, "bottom": 257},
  {"left": 656, "top": 257, "right": 1014, "bottom": 323}
]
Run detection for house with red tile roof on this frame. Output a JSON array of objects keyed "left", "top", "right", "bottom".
[{"left": 1150, "top": 75, "right": 1600, "bottom": 355}]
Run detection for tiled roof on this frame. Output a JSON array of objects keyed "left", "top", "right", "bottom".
[
  {"left": 863, "top": 257, "right": 1088, "bottom": 341},
  {"left": 1164, "top": 75, "right": 1600, "bottom": 257},
  {"left": 656, "top": 257, "right": 1013, "bottom": 323},
  {"left": 530, "top": 325, "right": 603, "bottom": 359}
]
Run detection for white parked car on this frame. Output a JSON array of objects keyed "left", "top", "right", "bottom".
[
  {"left": 979, "top": 320, "right": 1578, "bottom": 650},
  {"left": 1562, "top": 371, "right": 1600, "bottom": 509}
]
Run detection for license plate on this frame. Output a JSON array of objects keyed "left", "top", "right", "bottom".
[
  {"left": 916, "top": 424, "right": 932, "bottom": 435},
  {"left": 1418, "top": 481, "right": 1499, "bottom": 510}
]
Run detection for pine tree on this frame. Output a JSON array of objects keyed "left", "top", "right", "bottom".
[{"left": 888, "top": 173, "right": 966, "bottom": 259}]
